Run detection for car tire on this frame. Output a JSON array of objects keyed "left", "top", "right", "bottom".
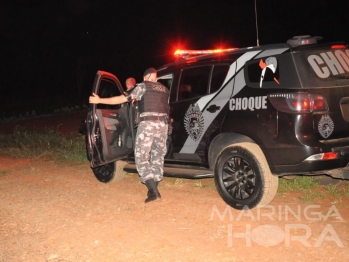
[
  {"left": 214, "top": 142, "right": 278, "bottom": 210},
  {"left": 92, "top": 160, "right": 127, "bottom": 183}
]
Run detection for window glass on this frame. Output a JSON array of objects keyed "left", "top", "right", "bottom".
[
  {"left": 179, "top": 66, "right": 210, "bottom": 100},
  {"left": 210, "top": 65, "right": 230, "bottom": 93},
  {"left": 245, "top": 54, "right": 300, "bottom": 89},
  {"left": 97, "top": 79, "right": 122, "bottom": 110},
  {"left": 294, "top": 49, "right": 349, "bottom": 88},
  {"left": 157, "top": 73, "right": 173, "bottom": 90}
]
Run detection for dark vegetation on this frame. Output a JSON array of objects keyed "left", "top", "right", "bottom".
[{"left": 0, "top": 127, "right": 87, "bottom": 164}]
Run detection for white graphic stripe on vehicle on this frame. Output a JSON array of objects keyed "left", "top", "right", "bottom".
[
  {"left": 180, "top": 51, "right": 261, "bottom": 153},
  {"left": 180, "top": 48, "right": 289, "bottom": 154}
]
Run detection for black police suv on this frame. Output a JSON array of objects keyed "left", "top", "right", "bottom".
[{"left": 83, "top": 35, "right": 349, "bottom": 210}]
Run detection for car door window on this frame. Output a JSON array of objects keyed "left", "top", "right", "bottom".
[
  {"left": 97, "top": 79, "right": 122, "bottom": 110},
  {"left": 179, "top": 66, "right": 211, "bottom": 100},
  {"left": 210, "top": 65, "right": 230, "bottom": 93}
]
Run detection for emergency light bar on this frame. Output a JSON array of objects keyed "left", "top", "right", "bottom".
[
  {"left": 286, "top": 35, "right": 323, "bottom": 47},
  {"left": 174, "top": 48, "right": 237, "bottom": 57}
]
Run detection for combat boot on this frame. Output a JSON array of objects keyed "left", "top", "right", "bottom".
[
  {"left": 144, "top": 179, "right": 161, "bottom": 203},
  {"left": 147, "top": 181, "right": 158, "bottom": 197}
]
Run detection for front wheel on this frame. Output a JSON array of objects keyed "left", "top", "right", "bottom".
[
  {"left": 92, "top": 160, "right": 127, "bottom": 183},
  {"left": 214, "top": 143, "right": 278, "bottom": 210}
]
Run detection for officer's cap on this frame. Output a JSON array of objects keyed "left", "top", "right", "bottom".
[{"left": 143, "top": 67, "right": 157, "bottom": 77}]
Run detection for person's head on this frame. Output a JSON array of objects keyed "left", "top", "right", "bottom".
[
  {"left": 125, "top": 77, "right": 136, "bottom": 89},
  {"left": 143, "top": 67, "right": 157, "bottom": 82}
]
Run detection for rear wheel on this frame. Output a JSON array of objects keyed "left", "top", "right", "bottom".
[
  {"left": 92, "top": 160, "right": 127, "bottom": 183},
  {"left": 214, "top": 143, "right": 278, "bottom": 210}
]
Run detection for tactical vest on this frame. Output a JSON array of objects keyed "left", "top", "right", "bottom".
[{"left": 138, "top": 81, "right": 170, "bottom": 115}]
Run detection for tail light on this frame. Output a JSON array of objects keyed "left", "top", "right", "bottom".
[
  {"left": 268, "top": 92, "right": 328, "bottom": 113},
  {"left": 305, "top": 152, "right": 338, "bottom": 161}
]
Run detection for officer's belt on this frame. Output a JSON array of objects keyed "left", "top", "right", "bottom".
[{"left": 140, "top": 116, "right": 167, "bottom": 122}]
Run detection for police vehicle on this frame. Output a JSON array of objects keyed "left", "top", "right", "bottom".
[{"left": 84, "top": 35, "right": 349, "bottom": 210}]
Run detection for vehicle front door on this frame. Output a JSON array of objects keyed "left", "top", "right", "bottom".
[{"left": 86, "top": 71, "right": 134, "bottom": 168}]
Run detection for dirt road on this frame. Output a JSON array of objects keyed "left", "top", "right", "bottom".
[{"left": 0, "top": 112, "right": 349, "bottom": 261}]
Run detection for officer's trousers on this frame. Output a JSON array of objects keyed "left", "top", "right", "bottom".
[{"left": 135, "top": 120, "right": 168, "bottom": 183}]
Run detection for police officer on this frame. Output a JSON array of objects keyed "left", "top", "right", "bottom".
[
  {"left": 125, "top": 77, "right": 136, "bottom": 90},
  {"left": 89, "top": 67, "right": 170, "bottom": 203}
]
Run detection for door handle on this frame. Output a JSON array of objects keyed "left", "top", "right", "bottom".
[{"left": 206, "top": 104, "right": 221, "bottom": 113}]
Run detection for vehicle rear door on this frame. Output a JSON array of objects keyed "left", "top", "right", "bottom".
[
  {"left": 293, "top": 44, "right": 349, "bottom": 140},
  {"left": 169, "top": 64, "right": 230, "bottom": 162},
  {"left": 86, "top": 71, "right": 134, "bottom": 168}
]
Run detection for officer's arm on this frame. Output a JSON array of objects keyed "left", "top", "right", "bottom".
[{"left": 89, "top": 93, "right": 127, "bottom": 105}]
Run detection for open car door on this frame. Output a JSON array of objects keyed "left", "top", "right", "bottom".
[{"left": 86, "top": 71, "right": 134, "bottom": 171}]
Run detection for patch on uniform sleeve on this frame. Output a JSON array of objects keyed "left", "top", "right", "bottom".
[
  {"left": 318, "top": 114, "right": 334, "bottom": 139},
  {"left": 184, "top": 103, "right": 204, "bottom": 141}
]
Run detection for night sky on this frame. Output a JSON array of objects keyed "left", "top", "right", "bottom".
[{"left": 1, "top": 0, "right": 349, "bottom": 117}]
